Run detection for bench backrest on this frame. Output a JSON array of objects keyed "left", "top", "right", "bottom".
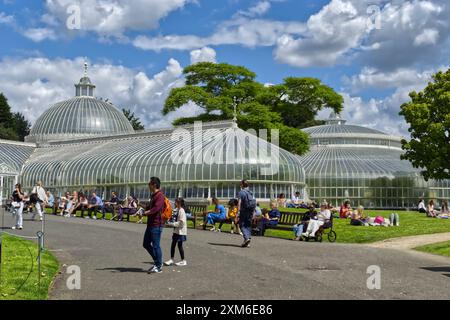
[{"left": 278, "top": 211, "right": 304, "bottom": 225}]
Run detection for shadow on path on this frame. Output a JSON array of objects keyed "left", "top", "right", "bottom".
[
  {"left": 96, "top": 267, "right": 146, "bottom": 274},
  {"left": 420, "top": 266, "right": 450, "bottom": 278},
  {"left": 208, "top": 242, "right": 242, "bottom": 248}
]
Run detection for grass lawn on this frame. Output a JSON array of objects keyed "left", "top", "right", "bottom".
[
  {"left": 0, "top": 234, "right": 59, "bottom": 300},
  {"left": 200, "top": 207, "right": 450, "bottom": 244},
  {"left": 415, "top": 241, "right": 450, "bottom": 258}
]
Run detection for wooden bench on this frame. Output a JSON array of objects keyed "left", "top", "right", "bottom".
[
  {"left": 262, "top": 210, "right": 305, "bottom": 231},
  {"left": 122, "top": 200, "right": 208, "bottom": 227}
]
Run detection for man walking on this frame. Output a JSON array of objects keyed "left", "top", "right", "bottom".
[
  {"left": 142, "top": 177, "right": 165, "bottom": 274},
  {"left": 237, "top": 180, "right": 256, "bottom": 248}
]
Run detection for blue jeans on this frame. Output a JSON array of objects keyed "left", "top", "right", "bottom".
[
  {"left": 239, "top": 212, "right": 253, "bottom": 241},
  {"left": 143, "top": 227, "right": 163, "bottom": 268},
  {"left": 207, "top": 213, "right": 225, "bottom": 225},
  {"left": 293, "top": 224, "right": 304, "bottom": 237}
]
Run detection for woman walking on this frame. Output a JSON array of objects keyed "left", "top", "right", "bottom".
[
  {"left": 164, "top": 198, "right": 188, "bottom": 267},
  {"left": 11, "top": 184, "right": 25, "bottom": 230}
]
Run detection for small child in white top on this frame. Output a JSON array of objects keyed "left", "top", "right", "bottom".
[{"left": 164, "top": 198, "right": 188, "bottom": 267}]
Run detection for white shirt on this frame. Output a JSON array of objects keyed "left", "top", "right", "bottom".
[
  {"left": 171, "top": 208, "right": 187, "bottom": 236},
  {"left": 418, "top": 202, "right": 426, "bottom": 210},
  {"left": 317, "top": 209, "right": 331, "bottom": 222},
  {"left": 32, "top": 186, "right": 48, "bottom": 202}
]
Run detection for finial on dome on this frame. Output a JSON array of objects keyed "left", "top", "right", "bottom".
[
  {"left": 84, "top": 60, "right": 88, "bottom": 77},
  {"left": 75, "top": 60, "right": 96, "bottom": 97}
]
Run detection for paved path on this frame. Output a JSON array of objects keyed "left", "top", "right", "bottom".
[
  {"left": 368, "top": 233, "right": 450, "bottom": 250},
  {"left": 2, "top": 210, "right": 450, "bottom": 300}
]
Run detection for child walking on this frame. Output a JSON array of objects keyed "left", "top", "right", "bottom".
[{"left": 164, "top": 198, "right": 188, "bottom": 267}]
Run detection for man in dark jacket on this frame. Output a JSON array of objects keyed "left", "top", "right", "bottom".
[{"left": 142, "top": 177, "right": 165, "bottom": 274}]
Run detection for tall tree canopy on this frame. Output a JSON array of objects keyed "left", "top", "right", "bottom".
[
  {"left": 400, "top": 68, "right": 450, "bottom": 180},
  {"left": 163, "top": 62, "right": 343, "bottom": 155},
  {"left": 122, "top": 109, "right": 145, "bottom": 131},
  {"left": 0, "top": 93, "right": 31, "bottom": 142}
]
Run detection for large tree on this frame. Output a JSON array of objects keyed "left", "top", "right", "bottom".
[
  {"left": 12, "top": 112, "right": 31, "bottom": 141},
  {"left": 400, "top": 68, "right": 450, "bottom": 180},
  {"left": 0, "top": 93, "right": 32, "bottom": 141},
  {"left": 122, "top": 109, "right": 145, "bottom": 131},
  {"left": 163, "top": 62, "right": 343, "bottom": 155}
]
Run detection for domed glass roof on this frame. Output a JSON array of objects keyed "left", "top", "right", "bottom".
[{"left": 26, "top": 64, "right": 134, "bottom": 143}]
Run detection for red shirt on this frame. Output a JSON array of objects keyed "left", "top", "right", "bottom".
[
  {"left": 340, "top": 205, "right": 350, "bottom": 219},
  {"left": 147, "top": 191, "right": 165, "bottom": 228}
]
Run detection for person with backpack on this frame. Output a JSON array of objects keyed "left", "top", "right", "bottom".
[
  {"left": 142, "top": 177, "right": 170, "bottom": 274},
  {"left": 237, "top": 180, "right": 256, "bottom": 248}
]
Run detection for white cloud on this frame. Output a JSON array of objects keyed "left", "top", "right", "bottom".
[
  {"left": 0, "top": 56, "right": 202, "bottom": 129},
  {"left": 275, "top": 0, "right": 367, "bottom": 67},
  {"left": 344, "top": 66, "right": 443, "bottom": 92},
  {"left": 190, "top": 47, "right": 217, "bottom": 64},
  {"left": 22, "top": 28, "right": 57, "bottom": 42},
  {"left": 236, "top": 1, "right": 272, "bottom": 18},
  {"left": 414, "top": 28, "right": 439, "bottom": 46},
  {"left": 41, "top": 0, "right": 192, "bottom": 38},
  {"left": 274, "top": 0, "right": 450, "bottom": 69},
  {"left": 0, "top": 12, "right": 14, "bottom": 25},
  {"left": 133, "top": 18, "right": 304, "bottom": 51}
]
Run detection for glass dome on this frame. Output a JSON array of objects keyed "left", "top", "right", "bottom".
[
  {"left": 26, "top": 66, "right": 135, "bottom": 143},
  {"left": 300, "top": 113, "right": 449, "bottom": 209},
  {"left": 21, "top": 121, "right": 306, "bottom": 200}
]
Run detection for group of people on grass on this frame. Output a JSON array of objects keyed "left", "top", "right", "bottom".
[
  {"left": 418, "top": 199, "right": 449, "bottom": 219},
  {"left": 338, "top": 200, "right": 400, "bottom": 228}
]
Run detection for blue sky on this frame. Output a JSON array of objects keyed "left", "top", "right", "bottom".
[{"left": 0, "top": 0, "right": 449, "bottom": 136}]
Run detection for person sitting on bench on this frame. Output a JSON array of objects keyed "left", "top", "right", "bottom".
[
  {"left": 63, "top": 191, "right": 79, "bottom": 218},
  {"left": 86, "top": 192, "right": 103, "bottom": 220},
  {"left": 259, "top": 202, "right": 281, "bottom": 236},
  {"left": 203, "top": 198, "right": 226, "bottom": 231},
  {"left": 102, "top": 191, "right": 120, "bottom": 220},
  {"left": 112, "top": 195, "right": 138, "bottom": 221},
  {"left": 218, "top": 199, "right": 241, "bottom": 234}
]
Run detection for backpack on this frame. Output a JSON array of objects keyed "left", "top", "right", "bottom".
[
  {"left": 161, "top": 197, "right": 173, "bottom": 223},
  {"left": 242, "top": 189, "right": 257, "bottom": 212}
]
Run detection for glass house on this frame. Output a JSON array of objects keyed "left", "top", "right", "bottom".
[
  {"left": 0, "top": 67, "right": 448, "bottom": 208},
  {"left": 299, "top": 113, "right": 450, "bottom": 209},
  {"left": 0, "top": 67, "right": 306, "bottom": 202}
]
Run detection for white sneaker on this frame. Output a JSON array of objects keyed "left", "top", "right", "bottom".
[
  {"left": 39, "top": 217, "right": 43, "bottom": 222},
  {"left": 64, "top": 214, "right": 71, "bottom": 218},
  {"left": 175, "top": 260, "right": 187, "bottom": 266},
  {"left": 92, "top": 216, "right": 97, "bottom": 220},
  {"left": 85, "top": 216, "right": 91, "bottom": 219},
  {"left": 239, "top": 232, "right": 243, "bottom": 236},
  {"left": 210, "top": 227, "right": 216, "bottom": 232},
  {"left": 164, "top": 259, "right": 174, "bottom": 266},
  {"left": 148, "top": 266, "right": 162, "bottom": 274},
  {"left": 230, "top": 230, "right": 234, "bottom": 234},
  {"left": 302, "top": 232, "right": 310, "bottom": 238},
  {"left": 12, "top": 226, "right": 17, "bottom": 230}
]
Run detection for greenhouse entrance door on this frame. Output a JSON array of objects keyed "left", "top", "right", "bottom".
[
  {"left": 0, "top": 163, "right": 18, "bottom": 207},
  {"left": 0, "top": 175, "right": 17, "bottom": 206}
]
